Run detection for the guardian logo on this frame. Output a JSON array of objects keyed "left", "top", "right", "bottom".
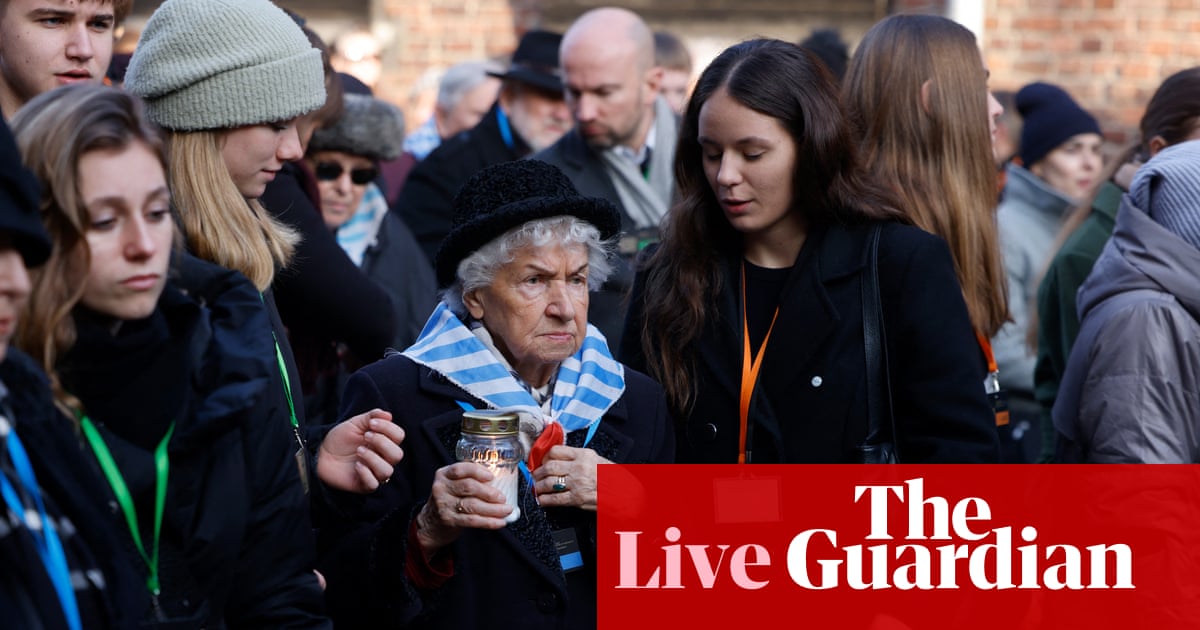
[{"left": 615, "top": 477, "right": 1134, "bottom": 591}]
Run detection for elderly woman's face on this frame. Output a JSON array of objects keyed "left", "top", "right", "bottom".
[{"left": 464, "top": 241, "right": 590, "bottom": 387}]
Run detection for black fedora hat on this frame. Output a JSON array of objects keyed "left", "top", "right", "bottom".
[
  {"left": 435, "top": 160, "right": 621, "bottom": 287},
  {"left": 0, "top": 118, "right": 50, "bottom": 267},
  {"left": 487, "top": 30, "right": 563, "bottom": 94}
]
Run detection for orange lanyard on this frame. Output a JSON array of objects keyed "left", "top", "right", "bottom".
[
  {"left": 739, "top": 263, "right": 780, "bottom": 464},
  {"left": 975, "top": 330, "right": 998, "bottom": 374},
  {"left": 975, "top": 331, "right": 1009, "bottom": 426}
]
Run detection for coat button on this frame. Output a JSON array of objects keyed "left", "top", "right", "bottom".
[
  {"left": 537, "top": 591, "right": 560, "bottom": 612},
  {"left": 811, "top": 376, "right": 823, "bottom": 387},
  {"left": 697, "top": 422, "right": 718, "bottom": 442}
]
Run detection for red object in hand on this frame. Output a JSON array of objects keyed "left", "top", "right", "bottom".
[{"left": 528, "top": 421, "right": 564, "bottom": 472}]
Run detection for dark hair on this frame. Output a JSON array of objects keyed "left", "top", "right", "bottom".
[
  {"left": 1137, "top": 66, "right": 1200, "bottom": 160},
  {"left": 300, "top": 20, "right": 345, "bottom": 130},
  {"left": 798, "top": 28, "right": 849, "bottom": 82},
  {"left": 640, "top": 38, "right": 904, "bottom": 414}
]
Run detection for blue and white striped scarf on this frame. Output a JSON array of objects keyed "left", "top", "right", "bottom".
[
  {"left": 403, "top": 303, "right": 625, "bottom": 433},
  {"left": 335, "top": 183, "right": 388, "bottom": 267}
]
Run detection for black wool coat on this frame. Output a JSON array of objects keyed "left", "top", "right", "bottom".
[
  {"left": 360, "top": 211, "right": 437, "bottom": 351},
  {"left": 621, "top": 221, "right": 1000, "bottom": 464},
  {"left": 318, "top": 354, "right": 674, "bottom": 629},
  {"left": 262, "top": 162, "right": 398, "bottom": 391}
]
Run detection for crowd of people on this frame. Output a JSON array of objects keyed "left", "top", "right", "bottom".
[{"left": 1, "top": 0, "right": 1197, "bottom": 627}]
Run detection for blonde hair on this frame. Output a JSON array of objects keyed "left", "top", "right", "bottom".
[
  {"left": 11, "top": 85, "right": 170, "bottom": 416},
  {"left": 165, "top": 130, "right": 298, "bottom": 291},
  {"left": 844, "top": 14, "right": 1008, "bottom": 337}
]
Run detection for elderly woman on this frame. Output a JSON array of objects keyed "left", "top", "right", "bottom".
[
  {"left": 306, "top": 92, "right": 436, "bottom": 350},
  {"left": 318, "top": 159, "right": 674, "bottom": 629}
]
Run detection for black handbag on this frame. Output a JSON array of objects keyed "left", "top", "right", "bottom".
[{"left": 857, "top": 224, "right": 899, "bottom": 464}]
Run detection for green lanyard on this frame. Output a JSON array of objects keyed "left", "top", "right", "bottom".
[
  {"left": 273, "top": 335, "right": 299, "bottom": 432},
  {"left": 260, "top": 294, "right": 300, "bottom": 436},
  {"left": 79, "top": 416, "right": 174, "bottom": 597}
]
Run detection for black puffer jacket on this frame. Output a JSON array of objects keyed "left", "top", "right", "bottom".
[{"left": 57, "top": 255, "right": 330, "bottom": 628}]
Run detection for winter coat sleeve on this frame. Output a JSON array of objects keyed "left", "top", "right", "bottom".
[
  {"left": 317, "top": 369, "right": 430, "bottom": 627},
  {"left": 1077, "top": 301, "right": 1200, "bottom": 463},
  {"left": 210, "top": 276, "right": 330, "bottom": 628},
  {"left": 881, "top": 226, "right": 1001, "bottom": 463},
  {"left": 225, "top": 387, "right": 331, "bottom": 628},
  {"left": 1033, "top": 245, "right": 1096, "bottom": 460},
  {"left": 992, "top": 217, "right": 1038, "bottom": 394},
  {"left": 263, "top": 166, "right": 397, "bottom": 367}
]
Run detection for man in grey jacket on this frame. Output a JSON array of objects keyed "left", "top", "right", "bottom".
[{"left": 1054, "top": 140, "right": 1200, "bottom": 463}]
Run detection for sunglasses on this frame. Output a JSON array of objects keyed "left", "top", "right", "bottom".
[{"left": 314, "top": 162, "right": 378, "bottom": 185}]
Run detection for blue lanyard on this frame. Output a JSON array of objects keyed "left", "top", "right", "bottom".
[
  {"left": 495, "top": 108, "right": 515, "bottom": 151},
  {"left": 1, "top": 425, "right": 82, "bottom": 630},
  {"left": 454, "top": 400, "right": 601, "bottom": 486}
]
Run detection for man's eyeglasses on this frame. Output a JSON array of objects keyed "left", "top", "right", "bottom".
[{"left": 314, "top": 162, "right": 378, "bottom": 185}]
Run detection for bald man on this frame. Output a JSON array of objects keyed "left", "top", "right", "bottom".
[{"left": 532, "top": 6, "right": 677, "bottom": 347}]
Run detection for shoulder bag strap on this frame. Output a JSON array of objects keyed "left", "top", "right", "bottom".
[{"left": 862, "top": 224, "right": 899, "bottom": 461}]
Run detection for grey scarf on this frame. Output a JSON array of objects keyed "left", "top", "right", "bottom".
[{"left": 599, "top": 97, "right": 678, "bottom": 229}]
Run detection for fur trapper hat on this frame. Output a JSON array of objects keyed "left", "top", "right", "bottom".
[{"left": 308, "top": 93, "right": 406, "bottom": 162}]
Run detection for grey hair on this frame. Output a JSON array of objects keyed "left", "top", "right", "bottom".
[
  {"left": 441, "top": 216, "right": 615, "bottom": 318},
  {"left": 436, "top": 60, "right": 503, "bottom": 112}
]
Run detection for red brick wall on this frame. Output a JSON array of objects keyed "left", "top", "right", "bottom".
[
  {"left": 375, "top": 0, "right": 542, "bottom": 124},
  {"left": 984, "top": 0, "right": 1199, "bottom": 143},
  {"left": 370, "top": 0, "right": 882, "bottom": 127}
]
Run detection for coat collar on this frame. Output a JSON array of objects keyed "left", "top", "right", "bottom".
[
  {"left": 1078, "top": 195, "right": 1200, "bottom": 323},
  {"left": 1003, "top": 163, "right": 1076, "bottom": 220}
]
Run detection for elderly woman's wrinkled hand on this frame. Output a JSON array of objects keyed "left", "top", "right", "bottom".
[
  {"left": 532, "top": 445, "right": 611, "bottom": 512},
  {"left": 316, "top": 409, "right": 405, "bottom": 494},
  {"left": 414, "top": 462, "right": 513, "bottom": 558}
]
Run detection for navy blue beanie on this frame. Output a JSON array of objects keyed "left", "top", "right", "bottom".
[{"left": 1016, "top": 82, "right": 1101, "bottom": 168}]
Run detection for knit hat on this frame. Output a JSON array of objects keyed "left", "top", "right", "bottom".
[
  {"left": 1016, "top": 82, "right": 1102, "bottom": 167},
  {"left": 308, "top": 94, "right": 405, "bottom": 162},
  {"left": 1129, "top": 139, "right": 1200, "bottom": 251},
  {"left": 0, "top": 118, "right": 50, "bottom": 267},
  {"left": 435, "top": 160, "right": 620, "bottom": 287},
  {"left": 124, "top": 0, "right": 326, "bottom": 131},
  {"left": 487, "top": 30, "right": 564, "bottom": 93}
]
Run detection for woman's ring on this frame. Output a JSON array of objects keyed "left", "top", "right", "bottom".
[
  {"left": 553, "top": 476, "right": 568, "bottom": 492},
  {"left": 456, "top": 500, "right": 468, "bottom": 514}
]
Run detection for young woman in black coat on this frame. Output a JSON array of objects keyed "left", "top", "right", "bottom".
[
  {"left": 621, "top": 39, "right": 999, "bottom": 464},
  {"left": 13, "top": 84, "right": 341, "bottom": 627},
  {"left": 0, "top": 117, "right": 144, "bottom": 630}
]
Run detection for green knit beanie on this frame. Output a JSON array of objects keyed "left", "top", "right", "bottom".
[{"left": 125, "top": 0, "right": 326, "bottom": 131}]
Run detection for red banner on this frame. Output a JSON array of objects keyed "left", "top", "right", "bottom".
[{"left": 597, "top": 465, "right": 1200, "bottom": 629}]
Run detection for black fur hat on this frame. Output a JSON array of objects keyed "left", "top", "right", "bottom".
[{"left": 434, "top": 160, "right": 620, "bottom": 287}]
